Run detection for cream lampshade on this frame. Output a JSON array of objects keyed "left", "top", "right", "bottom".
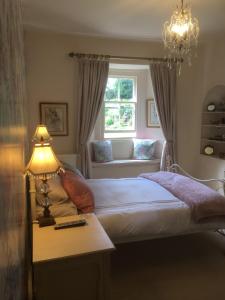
[
  {"left": 32, "top": 124, "right": 52, "bottom": 144},
  {"left": 26, "top": 144, "right": 62, "bottom": 178},
  {"left": 26, "top": 143, "right": 62, "bottom": 227}
]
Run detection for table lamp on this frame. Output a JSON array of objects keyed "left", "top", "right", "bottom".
[
  {"left": 26, "top": 143, "right": 62, "bottom": 227},
  {"left": 32, "top": 124, "right": 52, "bottom": 144}
]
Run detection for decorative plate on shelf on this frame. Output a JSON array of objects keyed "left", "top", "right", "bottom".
[
  {"left": 203, "top": 145, "right": 214, "bottom": 155},
  {"left": 207, "top": 103, "right": 216, "bottom": 112}
]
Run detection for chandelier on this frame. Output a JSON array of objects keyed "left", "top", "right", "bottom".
[{"left": 163, "top": 0, "right": 199, "bottom": 73}]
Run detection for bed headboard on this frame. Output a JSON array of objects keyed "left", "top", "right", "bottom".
[
  {"left": 29, "top": 154, "right": 77, "bottom": 221},
  {"left": 57, "top": 154, "right": 77, "bottom": 169}
]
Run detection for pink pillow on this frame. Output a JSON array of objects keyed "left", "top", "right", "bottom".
[{"left": 59, "top": 170, "right": 95, "bottom": 213}]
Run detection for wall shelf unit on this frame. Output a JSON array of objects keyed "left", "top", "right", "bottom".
[
  {"left": 202, "top": 139, "right": 225, "bottom": 144},
  {"left": 202, "top": 124, "right": 225, "bottom": 128},
  {"left": 200, "top": 85, "right": 225, "bottom": 160}
]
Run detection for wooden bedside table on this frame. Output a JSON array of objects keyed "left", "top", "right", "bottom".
[{"left": 33, "top": 214, "right": 115, "bottom": 300}]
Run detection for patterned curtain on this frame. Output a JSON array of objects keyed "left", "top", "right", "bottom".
[
  {"left": 74, "top": 54, "right": 109, "bottom": 178},
  {"left": 0, "top": 1, "right": 28, "bottom": 299},
  {"left": 150, "top": 63, "right": 177, "bottom": 170}
]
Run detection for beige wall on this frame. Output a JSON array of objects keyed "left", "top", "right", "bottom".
[
  {"left": 24, "top": 29, "right": 165, "bottom": 155},
  {"left": 25, "top": 28, "right": 209, "bottom": 176},
  {"left": 176, "top": 49, "right": 205, "bottom": 174},
  {"left": 195, "top": 37, "right": 225, "bottom": 185},
  {"left": 175, "top": 35, "right": 225, "bottom": 187}
]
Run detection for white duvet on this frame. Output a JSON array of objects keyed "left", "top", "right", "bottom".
[{"left": 87, "top": 178, "right": 225, "bottom": 243}]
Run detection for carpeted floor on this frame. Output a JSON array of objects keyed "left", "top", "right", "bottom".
[{"left": 110, "top": 232, "right": 225, "bottom": 300}]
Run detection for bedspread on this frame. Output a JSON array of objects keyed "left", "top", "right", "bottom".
[{"left": 140, "top": 172, "right": 225, "bottom": 222}]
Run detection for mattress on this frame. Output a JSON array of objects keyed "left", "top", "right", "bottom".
[{"left": 87, "top": 178, "right": 225, "bottom": 243}]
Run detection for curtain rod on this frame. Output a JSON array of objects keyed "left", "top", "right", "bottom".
[{"left": 68, "top": 52, "right": 169, "bottom": 63}]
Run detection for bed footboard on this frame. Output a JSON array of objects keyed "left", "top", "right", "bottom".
[{"left": 169, "top": 163, "right": 225, "bottom": 195}]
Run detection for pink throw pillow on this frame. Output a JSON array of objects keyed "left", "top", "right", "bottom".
[{"left": 59, "top": 170, "right": 95, "bottom": 213}]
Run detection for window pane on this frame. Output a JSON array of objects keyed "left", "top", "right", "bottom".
[
  {"left": 119, "top": 79, "right": 133, "bottom": 101},
  {"left": 105, "top": 102, "right": 135, "bottom": 131},
  {"left": 105, "top": 77, "right": 135, "bottom": 102},
  {"left": 105, "top": 78, "right": 119, "bottom": 101}
]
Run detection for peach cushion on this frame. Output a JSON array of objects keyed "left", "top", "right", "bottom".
[{"left": 60, "top": 170, "right": 95, "bottom": 213}]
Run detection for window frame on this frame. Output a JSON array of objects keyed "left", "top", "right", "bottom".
[{"left": 103, "top": 74, "right": 138, "bottom": 138}]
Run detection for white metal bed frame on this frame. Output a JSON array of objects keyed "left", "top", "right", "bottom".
[{"left": 169, "top": 163, "right": 225, "bottom": 195}]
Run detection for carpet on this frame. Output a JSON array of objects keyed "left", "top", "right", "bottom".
[{"left": 110, "top": 232, "right": 225, "bottom": 300}]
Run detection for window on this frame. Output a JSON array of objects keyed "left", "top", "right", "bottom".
[
  {"left": 104, "top": 76, "right": 137, "bottom": 138},
  {"left": 94, "top": 65, "right": 160, "bottom": 141}
]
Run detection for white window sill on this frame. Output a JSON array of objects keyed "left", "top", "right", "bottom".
[
  {"left": 92, "top": 158, "right": 161, "bottom": 168},
  {"left": 104, "top": 132, "right": 136, "bottom": 139}
]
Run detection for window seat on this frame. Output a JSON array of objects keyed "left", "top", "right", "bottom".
[
  {"left": 90, "top": 139, "right": 163, "bottom": 179},
  {"left": 92, "top": 158, "right": 161, "bottom": 168},
  {"left": 91, "top": 158, "right": 160, "bottom": 179}
]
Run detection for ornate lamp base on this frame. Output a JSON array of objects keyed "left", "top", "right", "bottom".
[
  {"left": 38, "top": 215, "right": 56, "bottom": 227},
  {"left": 38, "top": 204, "right": 55, "bottom": 227}
]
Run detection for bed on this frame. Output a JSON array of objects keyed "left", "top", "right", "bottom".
[{"left": 30, "top": 154, "right": 225, "bottom": 244}]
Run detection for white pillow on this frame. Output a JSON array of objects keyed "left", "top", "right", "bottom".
[
  {"left": 36, "top": 202, "right": 77, "bottom": 218},
  {"left": 35, "top": 175, "right": 78, "bottom": 217},
  {"left": 36, "top": 175, "right": 68, "bottom": 204}
]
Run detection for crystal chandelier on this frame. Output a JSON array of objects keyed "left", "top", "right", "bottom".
[{"left": 163, "top": 0, "right": 199, "bottom": 73}]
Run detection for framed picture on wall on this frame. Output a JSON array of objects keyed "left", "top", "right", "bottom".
[
  {"left": 146, "top": 99, "right": 160, "bottom": 128},
  {"left": 39, "top": 102, "right": 68, "bottom": 136}
]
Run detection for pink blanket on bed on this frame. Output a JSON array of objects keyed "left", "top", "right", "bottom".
[{"left": 140, "top": 171, "right": 225, "bottom": 222}]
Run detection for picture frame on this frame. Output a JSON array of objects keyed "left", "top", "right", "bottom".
[
  {"left": 39, "top": 102, "right": 68, "bottom": 136},
  {"left": 146, "top": 99, "right": 160, "bottom": 128}
]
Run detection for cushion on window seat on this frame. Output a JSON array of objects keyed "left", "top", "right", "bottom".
[
  {"left": 133, "top": 138, "right": 156, "bottom": 160},
  {"left": 92, "top": 140, "right": 113, "bottom": 162}
]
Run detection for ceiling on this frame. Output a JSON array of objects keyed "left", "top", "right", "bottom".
[{"left": 22, "top": 0, "right": 225, "bottom": 41}]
